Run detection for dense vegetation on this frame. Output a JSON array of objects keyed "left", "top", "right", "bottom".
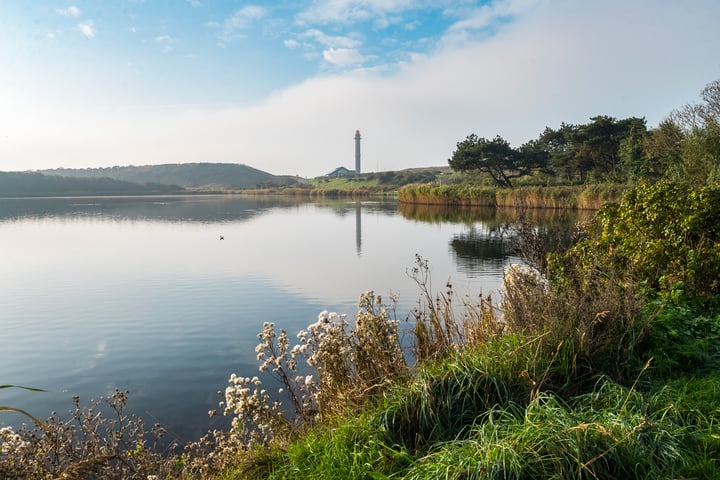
[
  {"left": 397, "top": 183, "right": 625, "bottom": 209},
  {"left": 453, "top": 79, "right": 719, "bottom": 185},
  {"left": 402, "top": 78, "right": 720, "bottom": 205}
]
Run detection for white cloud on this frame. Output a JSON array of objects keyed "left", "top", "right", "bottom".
[
  {"left": 301, "top": 29, "right": 360, "bottom": 48},
  {"left": 187, "top": 0, "right": 203, "bottom": 7},
  {"left": 284, "top": 39, "right": 300, "bottom": 49},
  {"left": 219, "top": 6, "right": 267, "bottom": 39},
  {"left": 322, "top": 47, "right": 366, "bottom": 66},
  {"left": 77, "top": 22, "right": 95, "bottom": 39},
  {"left": 155, "top": 35, "right": 176, "bottom": 53},
  {"left": 373, "top": 15, "right": 403, "bottom": 30},
  {"left": 56, "top": 6, "right": 81, "bottom": 17},
  {"left": 447, "top": 0, "right": 540, "bottom": 35},
  {"left": 297, "top": 0, "right": 418, "bottom": 25}
]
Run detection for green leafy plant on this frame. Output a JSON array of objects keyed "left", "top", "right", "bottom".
[{"left": 566, "top": 181, "right": 720, "bottom": 302}]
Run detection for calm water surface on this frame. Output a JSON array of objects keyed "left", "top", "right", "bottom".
[{"left": 1, "top": 195, "right": 548, "bottom": 442}]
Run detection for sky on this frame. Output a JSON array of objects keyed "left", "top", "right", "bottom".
[{"left": 1, "top": 0, "right": 719, "bottom": 178}]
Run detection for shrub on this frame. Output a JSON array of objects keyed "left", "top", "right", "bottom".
[
  {"left": 643, "top": 300, "right": 720, "bottom": 379},
  {"left": 571, "top": 181, "right": 720, "bottom": 302},
  {"left": 501, "top": 261, "right": 647, "bottom": 388}
]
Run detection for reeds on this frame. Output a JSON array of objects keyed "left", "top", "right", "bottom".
[{"left": 398, "top": 183, "right": 624, "bottom": 210}]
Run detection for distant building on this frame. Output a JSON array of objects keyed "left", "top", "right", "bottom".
[
  {"left": 326, "top": 166, "right": 355, "bottom": 177},
  {"left": 355, "top": 129, "right": 361, "bottom": 174}
]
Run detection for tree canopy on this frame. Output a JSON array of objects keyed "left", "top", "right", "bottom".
[
  {"left": 448, "top": 134, "right": 547, "bottom": 188},
  {"left": 448, "top": 78, "right": 720, "bottom": 186}
]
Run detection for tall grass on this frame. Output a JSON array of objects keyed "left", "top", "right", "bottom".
[
  {"left": 402, "top": 377, "right": 686, "bottom": 480},
  {"left": 398, "top": 183, "right": 624, "bottom": 210},
  {"left": 398, "top": 184, "right": 497, "bottom": 206}
]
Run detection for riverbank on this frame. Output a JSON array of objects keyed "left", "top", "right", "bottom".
[
  {"left": 398, "top": 183, "right": 626, "bottom": 210},
  {"left": 222, "top": 181, "right": 720, "bottom": 479}
]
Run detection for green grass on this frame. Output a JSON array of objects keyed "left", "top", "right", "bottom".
[
  {"left": 229, "top": 362, "right": 720, "bottom": 479},
  {"left": 242, "top": 415, "right": 408, "bottom": 480},
  {"left": 309, "top": 176, "right": 381, "bottom": 190},
  {"left": 230, "top": 370, "right": 720, "bottom": 480}
]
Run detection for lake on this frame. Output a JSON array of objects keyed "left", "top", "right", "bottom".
[{"left": 0, "top": 195, "right": 572, "bottom": 444}]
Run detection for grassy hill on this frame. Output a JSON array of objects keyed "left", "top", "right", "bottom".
[
  {"left": 0, "top": 171, "right": 184, "bottom": 197},
  {"left": 41, "top": 163, "right": 296, "bottom": 190}
]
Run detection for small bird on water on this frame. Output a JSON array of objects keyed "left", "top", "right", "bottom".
[{"left": 219, "top": 235, "right": 224, "bottom": 240}]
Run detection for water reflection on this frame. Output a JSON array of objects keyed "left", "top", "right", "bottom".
[
  {"left": 398, "top": 202, "right": 499, "bottom": 224},
  {"left": 0, "top": 195, "right": 294, "bottom": 223},
  {"left": 399, "top": 203, "right": 582, "bottom": 277},
  {"left": 0, "top": 196, "right": 400, "bottom": 225},
  {"left": 450, "top": 225, "right": 512, "bottom": 277},
  {"left": 356, "top": 203, "right": 362, "bottom": 255},
  {"left": 0, "top": 196, "right": 581, "bottom": 284}
]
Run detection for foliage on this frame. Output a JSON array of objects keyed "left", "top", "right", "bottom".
[
  {"left": 531, "top": 116, "right": 650, "bottom": 183},
  {"left": 501, "top": 262, "right": 646, "bottom": 387},
  {"left": 643, "top": 300, "right": 720, "bottom": 379},
  {"left": 556, "top": 181, "right": 720, "bottom": 302},
  {"left": 448, "top": 134, "right": 547, "bottom": 188},
  {"left": 378, "top": 339, "right": 534, "bottom": 451},
  {"left": 440, "top": 79, "right": 718, "bottom": 187},
  {"left": 643, "top": 119, "right": 684, "bottom": 179},
  {"left": 397, "top": 183, "right": 498, "bottom": 206},
  {"left": 666, "top": 80, "right": 720, "bottom": 184},
  {"left": 5, "top": 79, "right": 720, "bottom": 480}
]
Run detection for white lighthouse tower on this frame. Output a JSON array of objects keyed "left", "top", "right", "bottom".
[{"left": 354, "top": 129, "right": 361, "bottom": 174}]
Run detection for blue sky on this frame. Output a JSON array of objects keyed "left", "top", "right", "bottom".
[{"left": 1, "top": 0, "right": 720, "bottom": 177}]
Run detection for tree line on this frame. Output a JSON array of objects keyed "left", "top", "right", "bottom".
[{"left": 449, "top": 78, "right": 720, "bottom": 187}]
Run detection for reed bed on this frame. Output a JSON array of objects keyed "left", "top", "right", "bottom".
[{"left": 399, "top": 183, "right": 624, "bottom": 210}]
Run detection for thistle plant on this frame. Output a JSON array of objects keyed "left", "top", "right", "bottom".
[
  {"left": 0, "top": 390, "right": 183, "bottom": 480},
  {"left": 222, "top": 291, "right": 407, "bottom": 447}
]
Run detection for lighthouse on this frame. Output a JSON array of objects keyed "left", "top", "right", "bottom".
[{"left": 354, "top": 129, "right": 361, "bottom": 174}]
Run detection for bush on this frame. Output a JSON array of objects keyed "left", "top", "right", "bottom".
[{"left": 571, "top": 181, "right": 720, "bottom": 302}]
